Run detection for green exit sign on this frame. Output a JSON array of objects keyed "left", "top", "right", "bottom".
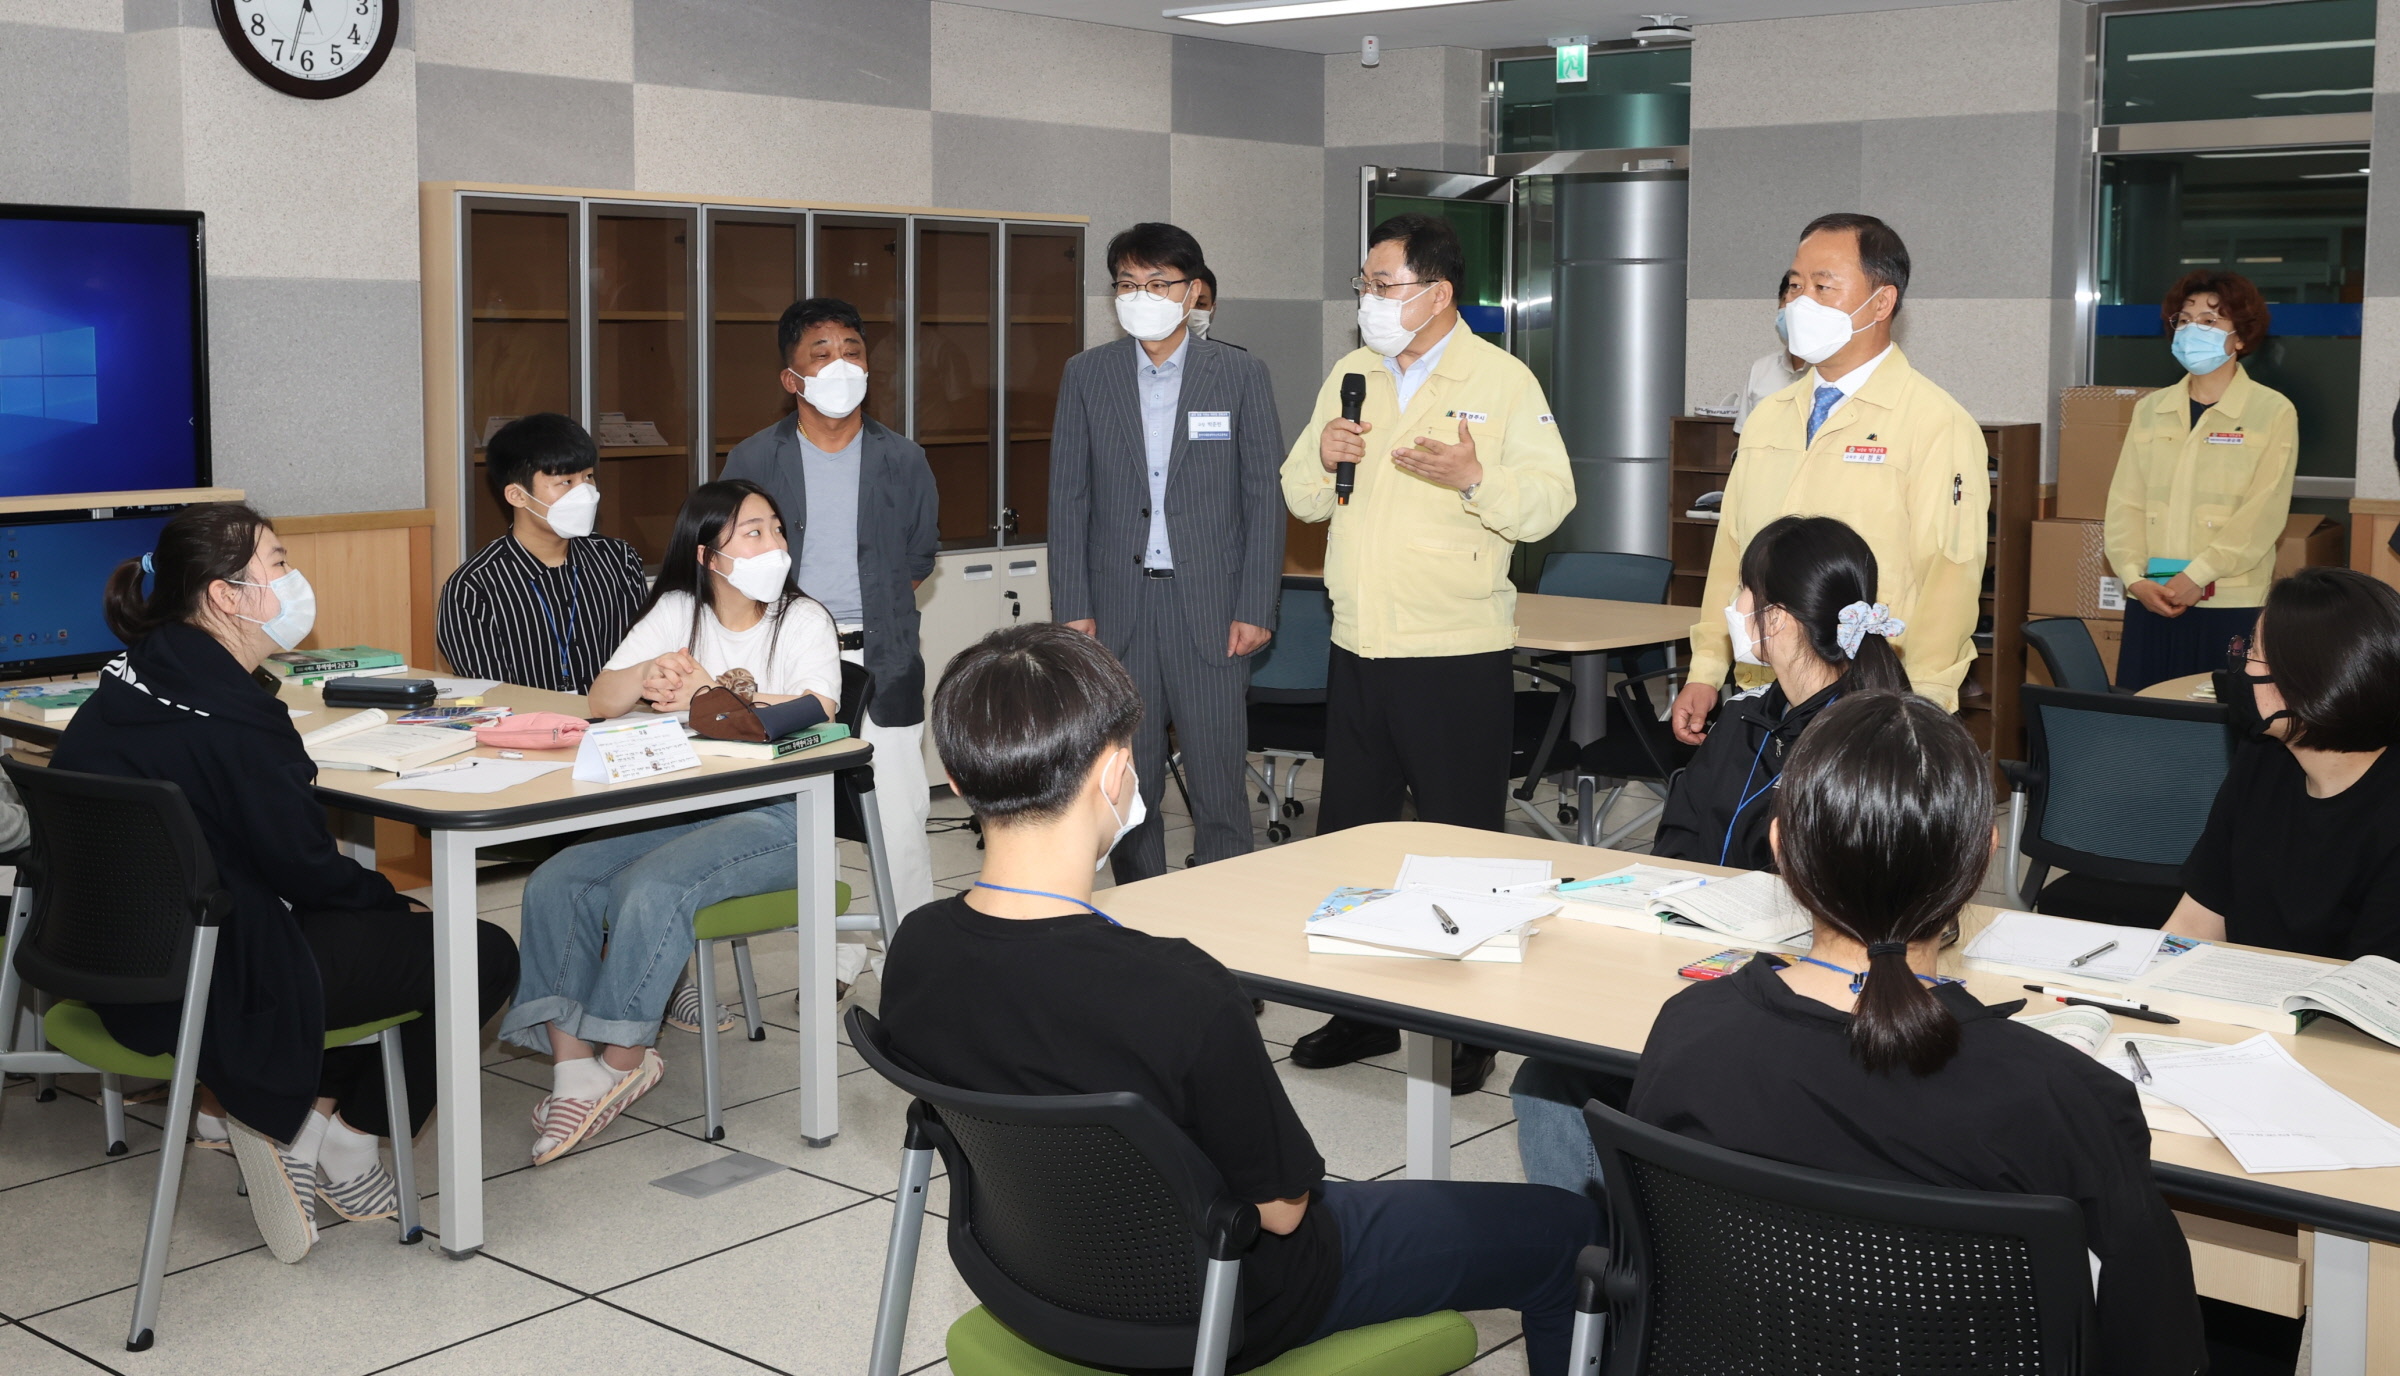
[{"left": 1556, "top": 44, "right": 1589, "bottom": 83}]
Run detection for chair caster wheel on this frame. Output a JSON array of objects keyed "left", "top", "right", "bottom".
[
  {"left": 705, "top": 1126, "right": 725, "bottom": 1142},
  {"left": 35, "top": 1087, "right": 55, "bottom": 1103},
  {"left": 128, "top": 1329, "right": 154, "bottom": 1353},
  {"left": 1558, "top": 805, "right": 1578, "bottom": 825},
  {"left": 1283, "top": 799, "right": 1304, "bottom": 818},
  {"left": 106, "top": 1140, "right": 128, "bottom": 1157},
  {"left": 1266, "top": 822, "right": 1289, "bottom": 843},
  {"left": 402, "top": 1226, "right": 425, "bottom": 1245}
]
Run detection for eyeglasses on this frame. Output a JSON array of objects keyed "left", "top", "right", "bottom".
[
  {"left": 1350, "top": 275, "right": 1427, "bottom": 298},
  {"left": 1112, "top": 278, "right": 1191, "bottom": 298},
  {"left": 2225, "top": 634, "right": 2270, "bottom": 679}
]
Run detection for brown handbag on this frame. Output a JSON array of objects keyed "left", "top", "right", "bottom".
[{"left": 689, "top": 684, "right": 769, "bottom": 741}]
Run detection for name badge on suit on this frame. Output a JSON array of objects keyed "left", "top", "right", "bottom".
[{"left": 1187, "top": 411, "right": 1231, "bottom": 441}]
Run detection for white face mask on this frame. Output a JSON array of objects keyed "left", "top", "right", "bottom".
[
  {"left": 1357, "top": 283, "right": 1434, "bottom": 357},
  {"left": 1115, "top": 290, "right": 1188, "bottom": 343},
  {"left": 232, "top": 569, "right": 318, "bottom": 651},
  {"left": 528, "top": 482, "right": 600, "bottom": 539},
  {"left": 798, "top": 359, "right": 869, "bottom": 420},
  {"left": 1186, "top": 306, "right": 1213, "bottom": 340},
  {"left": 712, "top": 547, "right": 791, "bottom": 603},
  {"left": 1725, "top": 601, "right": 1768, "bottom": 667},
  {"left": 1777, "top": 286, "right": 1887, "bottom": 366},
  {"left": 1099, "top": 751, "right": 1147, "bottom": 870}
]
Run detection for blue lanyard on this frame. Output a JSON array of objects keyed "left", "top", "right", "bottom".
[
  {"left": 973, "top": 881, "right": 1121, "bottom": 926},
  {"left": 525, "top": 552, "right": 582, "bottom": 692},
  {"left": 1718, "top": 691, "right": 1840, "bottom": 868},
  {"left": 1794, "top": 954, "right": 1957, "bottom": 995}
]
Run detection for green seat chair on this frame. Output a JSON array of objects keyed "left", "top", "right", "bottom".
[
  {"left": 0, "top": 760, "right": 423, "bottom": 1352},
  {"left": 848, "top": 1008, "right": 1479, "bottom": 1376}
]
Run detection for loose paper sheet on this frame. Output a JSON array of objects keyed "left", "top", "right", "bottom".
[
  {"left": 373, "top": 760, "right": 571, "bottom": 794},
  {"left": 1394, "top": 855, "right": 1552, "bottom": 893},
  {"left": 2109, "top": 1034, "right": 2400, "bottom": 1173},
  {"left": 1965, "top": 911, "right": 2163, "bottom": 983},
  {"left": 1306, "top": 889, "right": 1555, "bottom": 959}
]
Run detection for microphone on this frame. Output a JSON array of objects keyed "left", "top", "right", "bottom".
[{"left": 1336, "top": 372, "right": 1365, "bottom": 506}]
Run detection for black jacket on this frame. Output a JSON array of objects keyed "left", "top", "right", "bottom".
[
  {"left": 1653, "top": 679, "right": 1840, "bottom": 870},
  {"left": 721, "top": 416, "right": 939, "bottom": 727},
  {"left": 52, "top": 624, "right": 407, "bottom": 1141}
]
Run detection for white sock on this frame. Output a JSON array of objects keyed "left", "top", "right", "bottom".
[
  {"left": 194, "top": 1109, "right": 229, "bottom": 1142},
  {"left": 552, "top": 1055, "right": 626, "bottom": 1103},
  {"left": 291, "top": 1109, "right": 331, "bottom": 1167},
  {"left": 318, "top": 1114, "right": 382, "bottom": 1184}
]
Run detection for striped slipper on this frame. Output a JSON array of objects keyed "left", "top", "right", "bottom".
[
  {"left": 529, "top": 1049, "right": 664, "bottom": 1166},
  {"left": 664, "top": 980, "right": 736, "bottom": 1034},
  {"left": 225, "top": 1117, "right": 319, "bottom": 1263},
  {"left": 316, "top": 1160, "right": 402, "bottom": 1222}
]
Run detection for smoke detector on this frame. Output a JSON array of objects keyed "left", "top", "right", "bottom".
[{"left": 1632, "top": 14, "right": 1693, "bottom": 42}]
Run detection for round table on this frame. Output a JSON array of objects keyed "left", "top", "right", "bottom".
[{"left": 2137, "top": 671, "right": 2215, "bottom": 702}]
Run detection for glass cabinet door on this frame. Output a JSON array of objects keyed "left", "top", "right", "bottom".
[
  {"left": 1004, "top": 225, "right": 1081, "bottom": 545},
  {"left": 464, "top": 201, "right": 578, "bottom": 553},
  {"left": 707, "top": 213, "right": 802, "bottom": 477},
  {"left": 916, "top": 221, "right": 997, "bottom": 550},
  {"left": 590, "top": 204, "right": 697, "bottom": 563},
  {"left": 815, "top": 216, "right": 905, "bottom": 434}
]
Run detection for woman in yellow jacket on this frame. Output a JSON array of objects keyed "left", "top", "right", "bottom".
[{"left": 2104, "top": 271, "right": 2297, "bottom": 690}]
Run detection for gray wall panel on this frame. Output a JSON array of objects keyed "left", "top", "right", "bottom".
[
  {"left": 209, "top": 277, "right": 426, "bottom": 514},
  {"left": 1687, "top": 122, "right": 1862, "bottom": 302},
  {"left": 1858, "top": 111, "right": 2063, "bottom": 301},
  {"left": 416, "top": 65, "right": 636, "bottom": 188},
  {"left": 0, "top": 23, "right": 128, "bottom": 207},
  {"left": 632, "top": 0, "right": 929, "bottom": 109},
  {"left": 931, "top": 114, "right": 1169, "bottom": 295},
  {"left": 1171, "top": 36, "right": 1321, "bottom": 146},
  {"left": 1208, "top": 297, "right": 1327, "bottom": 449}
]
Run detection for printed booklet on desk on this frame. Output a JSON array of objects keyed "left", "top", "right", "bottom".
[
  {"left": 307, "top": 724, "right": 479, "bottom": 773},
  {"left": 686, "top": 723, "right": 852, "bottom": 761}
]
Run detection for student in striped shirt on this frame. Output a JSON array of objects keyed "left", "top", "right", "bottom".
[{"left": 435, "top": 413, "right": 648, "bottom": 695}]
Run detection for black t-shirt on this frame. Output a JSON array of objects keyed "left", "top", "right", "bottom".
[
  {"left": 2184, "top": 738, "right": 2400, "bottom": 960},
  {"left": 1629, "top": 958, "right": 2205, "bottom": 1376},
  {"left": 878, "top": 894, "right": 1339, "bottom": 1371}
]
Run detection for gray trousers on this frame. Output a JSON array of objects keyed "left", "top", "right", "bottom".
[{"left": 1110, "top": 574, "right": 1255, "bottom": 884}]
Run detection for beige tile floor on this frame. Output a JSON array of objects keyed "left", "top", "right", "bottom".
[{"left": 0, "top": 751, "right": 2028, "bottom": 1376}]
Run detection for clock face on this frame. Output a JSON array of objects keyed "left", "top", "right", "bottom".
[{"left": 213, "top": 0, "right": 397, "bottom": 100}]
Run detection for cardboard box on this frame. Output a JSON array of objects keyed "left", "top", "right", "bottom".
[
  {"left": 2274, "top": 513, "right": 2344, "bottom": 580},
  {"left": 2027, "top": 519, "right": 2125, "bottom": 620},
  {"left": 2056, "top": 386, "right": 2156, "bottom": 521}
]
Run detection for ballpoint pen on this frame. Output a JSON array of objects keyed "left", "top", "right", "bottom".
[
  {"left": 2067, "top": 940, "right": 2119, "bottom": 968},
  {"left": 1560, "top": 876, "right": 1637, "bottom": 893},
  {"left": 2125, "top": 1040, "right": 2154, "bottom": 1085},
  {"left": 2021, "top": 984, "right": 2180, "bottom": 1022},
  {"left": 1648, "top": 877, "right": 1711, "bottom": 899},
  {"left": 1430, "top": 903, "right": 1460, "bottom": 936},
  {"left": 397, "top": 759, "right": 482, "bottom": 780}
]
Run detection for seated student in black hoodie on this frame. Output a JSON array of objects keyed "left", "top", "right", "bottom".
[
  {"left": 1632, "top": 691, "right": 2205, "bottom": 1376},
  {"left": 878, "top": 624, "right": 1599, "bottom": 1376},
  {"left": 53, "top": 504, "right": 518, "bottom": 1265},
  {"left": 1512, "top": 513, "right": 1910, "bottom": 1194}
]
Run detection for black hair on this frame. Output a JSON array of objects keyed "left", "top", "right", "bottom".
[
  {"left": 103, "top": 502, "right": 277, "bottom": 645},
  {"left": 1775, "top": 691, "right": 1990, "bottom": 1076},
  {"left": 484, "top": 413, "right": 598, "bottom": 515},
  {"left": 1367, "top": 212, "right": 1466, "bottom": 295},
  {"left": 1104, "top": 223, "right": 1205, "bottom": 283},
  {"left": 633, "top": 479, "right": 807, "bottom": 666},
  {"left": 1798, "top": 212, "right": 1911, "bottom": 318},
  {"left": 2257, "top": 567, "right": 2400, "bottom": 753},
  {"left": 1776, "top": 269, "right": 1799, "bottom": 302},
  {"left": 776, "top": 297, "right": 867, "bottom": 368},
  {"left": 1736, "top": 515, "right": 1909, "bottom": 695},
  {"left": 933, "top": 623, "right": 1144, "bottom": 825},
  {"left": 1194, "top": 263, "right": 1218, "bottom": 300}
]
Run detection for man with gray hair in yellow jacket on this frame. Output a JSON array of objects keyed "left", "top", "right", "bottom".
[{"left": 1279, "top": 212, "right": 1574, "bottom": 1088}]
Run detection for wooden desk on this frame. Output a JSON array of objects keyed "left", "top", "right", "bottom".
[
  {"left": 2141, "top": 672, "right": 2216, "bottom": 703},
  {"left": 1511, "top": 595, "right": 1693, "bottom": 761},
  {"left": 1107, "top": 822, "right": 2400, "bottom": 1373},
  {"left": 18, "top": 678, "right": 871, "bottom": 1261}
]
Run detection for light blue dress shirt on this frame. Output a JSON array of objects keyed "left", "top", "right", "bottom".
[
  {"left": 1136, "top": 335, "right": 1189, "bottom": 570},
  {"left": 1383, "top": 327, "right": 1454, "bottom": 412}
]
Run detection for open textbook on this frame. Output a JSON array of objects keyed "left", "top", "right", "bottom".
[
  {"left": 1551, "top": 865, "right": 1813, "bottom": 947},
  {"left": 2014, "top": 1006, "right": 2212, "bottom": 1137},
  {"left": 2125, "top": 946, "right": 2400, "bottom": 1039}
]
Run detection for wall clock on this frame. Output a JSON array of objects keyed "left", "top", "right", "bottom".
[{"left": 212, "top": 0, "right": 396, "bottom": 100}]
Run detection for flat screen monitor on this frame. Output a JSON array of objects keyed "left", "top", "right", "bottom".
[
  {"left": 0, "top": 204, "right": 209, "bottom": 499},
  {"left": 0, "top": 505, "right": 181, "bottom": 679}
]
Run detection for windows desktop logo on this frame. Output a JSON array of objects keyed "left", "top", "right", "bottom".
[{"left": 0, "top": 326, "right": 97, "bottom": 425}]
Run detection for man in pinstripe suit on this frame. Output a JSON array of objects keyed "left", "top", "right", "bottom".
[{"left": 1049, "top": 223, "right": 1286, "bottom": 884}]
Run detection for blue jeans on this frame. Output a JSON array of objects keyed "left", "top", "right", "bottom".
[
  {"left": 500, "top": 800, "right": 798, "bottom": 1054},
  {"left": 1306, "top": 1179, "right": 1599, "bottom": 1376},
  {"left": 1508, "top": 1057, "right": 1621, "bottom": 1205}
]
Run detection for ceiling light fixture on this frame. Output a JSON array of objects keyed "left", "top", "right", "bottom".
[
  {"left": 1164, "top": 0, "right": 1503, "bottom": 24},
  {"left": 2125, "top": 37, "right": 2371, "bottom": 62},
  {"left": 2252, "top": 87, "right": 2373, "bottom": 99}
]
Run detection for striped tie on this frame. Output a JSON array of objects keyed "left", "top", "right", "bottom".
[{"left": 1807, "top": 384, "right": 1843, "bottom": 444}]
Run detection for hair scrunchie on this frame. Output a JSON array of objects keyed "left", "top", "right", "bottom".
[
  {"left": 1865, "top": 941, "right": 1909, "bottom": 959},
  {"left": 1835, "top": 600, "right": 1905, "bottom": 659}
]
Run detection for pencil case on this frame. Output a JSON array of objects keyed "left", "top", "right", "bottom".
[{"left": 472, "top": 712, "right": 588, "bottom": 750}]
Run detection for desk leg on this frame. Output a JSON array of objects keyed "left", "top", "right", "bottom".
[
  {"left": 1404, "top": 1032, "right": 1452, "bottom": 1181},
  {"left": 796, "top": 778, "right": 840, "bottom": 1147},
  {"left": 429, "top": 828, "right": 482, "bottom": 1259},
  {"left": 1567, "top": 651, "right": 1609, "bottom": 748},
  {"left": 2312, "top": 1232, "right": 2371, "bottom": 1376}
]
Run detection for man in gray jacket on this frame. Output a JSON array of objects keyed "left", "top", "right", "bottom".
[
  {"left": 1050, "top": 224, "right": 1285, "bottom": 883},
  {"left": 723, "top": 298, "right": 939, "bottom": 979}
]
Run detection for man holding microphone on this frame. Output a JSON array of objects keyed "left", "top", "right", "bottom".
[{"left": 1279, "top": 213, "right": 1575, "bottom": 1089}]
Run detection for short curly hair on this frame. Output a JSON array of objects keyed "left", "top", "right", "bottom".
[{"left": 2162, "top": 270, "right": 2269, "bottom": 360}]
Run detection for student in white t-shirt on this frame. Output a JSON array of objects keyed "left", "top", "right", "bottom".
[{"left": 499, "top": 479, "right": 840, "bottom": 1166}]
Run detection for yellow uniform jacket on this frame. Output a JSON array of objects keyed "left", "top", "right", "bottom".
[{"left": 2103, "top": 367, "right": 2297, "bottom": 609}]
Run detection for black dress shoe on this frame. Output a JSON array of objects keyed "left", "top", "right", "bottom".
[
  {"left": 1289, "top": 1015, "right": 1402, "bottom": 1069},
  {"left": 1450, "top": 1043, "right": 1500, "bottom": 1096}
]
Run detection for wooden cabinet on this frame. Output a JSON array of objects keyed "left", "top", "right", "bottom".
[{"left": 1661, "top": 414, "right": 2041, "bottom": 767}]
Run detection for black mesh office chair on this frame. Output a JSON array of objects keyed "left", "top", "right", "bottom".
[
  {"left": 1246, "top": 576, "right": 1334, "bottom": 843},
  {"left": 0, "top": 760, "right": 419, "bottom": 1350},
  {"left": 1537, "top": 552, "right": 1678, "bottom": 680},
  {"left": 2022, "top": 619, "right": 2127, "bottom": 695},
  {"left": 848, "top": 1008, "right": 1475, "bottom": 1376},
  {"left": 1568, "top": 1099, "right": 2095, "bottom": 1375},
  {"left": 1561, "top": 666, "right": 1700, "bottom": 851},
  {"left": 2005, "top": 685, "right": 2234, "bottom": 924},
  {"left": 1510, "top": 665, "right": 1579, "bottom": 842}
]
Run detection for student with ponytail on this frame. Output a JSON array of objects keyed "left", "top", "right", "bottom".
[
  {"left": 1630, "top": 692, "right": 2205, "bottom": 1376},
  {"left": 53, "top": 504, "right": 520, "bottom": 1266}
]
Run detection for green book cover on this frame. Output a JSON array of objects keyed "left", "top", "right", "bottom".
[{"left": 266, "top": 646, "right": 406, "bottom": 677}]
